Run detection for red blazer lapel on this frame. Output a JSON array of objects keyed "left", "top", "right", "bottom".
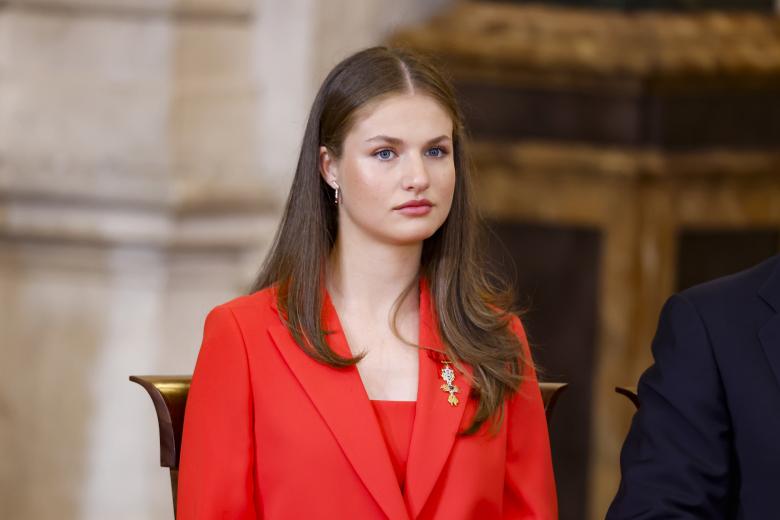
[
  {"left": 268, "top": 293, "right": 409, "bottom": 520},
  {"left": 405, "top": 278, "right": 473, "bottom": 518}
]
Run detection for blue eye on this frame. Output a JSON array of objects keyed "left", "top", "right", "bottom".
[
  {"left": 375, "top": 149, "right": 395, "bottom": 161},
  {"left": 426, "top": 147, "right": 447, "bottom": 158}
]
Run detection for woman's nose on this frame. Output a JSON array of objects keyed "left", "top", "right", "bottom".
[{"left": 402, "top": 155, "right": 431, "bottom": 191}]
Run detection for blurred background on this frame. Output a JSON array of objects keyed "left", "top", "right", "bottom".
[{"left": 1, "top": 0, "right": 779, "bottom": 519}]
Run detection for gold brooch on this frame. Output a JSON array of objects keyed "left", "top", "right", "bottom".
[{"left": 440, "top": 361, "right": 460, "bottom": 406}]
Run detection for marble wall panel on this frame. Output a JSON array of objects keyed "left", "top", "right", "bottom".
[
  {"left": 6, "top": 0, "right": 252, "bottom": 17},
  {"left": 0, "top": 8, "right": 172, "bottom": 171}
]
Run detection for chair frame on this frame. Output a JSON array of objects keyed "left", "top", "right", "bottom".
[{"left": 130, "top": 375, "right": 190, "bottom": 516}]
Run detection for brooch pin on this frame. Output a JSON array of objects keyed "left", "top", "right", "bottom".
[{"left": 440, "top": 361, "right": 460, "bottom": 406}]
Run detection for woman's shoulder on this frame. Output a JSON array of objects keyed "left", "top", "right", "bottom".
[
  {"left": 487, "top": 306, "right": 527, "bottom": 344},
  {"left": 499, "top": 312, "right": 534, "bottom": 375},
  {"left": 507, "top": 313, "right": 528, "bottom": 343},
  {"left": 204, "top": 285, "right": 281, "bottom": 329}
]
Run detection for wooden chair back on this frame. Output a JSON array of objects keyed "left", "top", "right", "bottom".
[{"left": 615, "top": 386, "right": 639, "bottom": 408}]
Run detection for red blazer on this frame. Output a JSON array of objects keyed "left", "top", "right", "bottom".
[{"left": 177, "top": 279, "right": 557, "bottom": 519}]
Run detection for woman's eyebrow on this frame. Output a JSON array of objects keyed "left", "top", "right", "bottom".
[
  {"left": 365, "top": 134, "right": 452, "bottom": 145},
  {"left": 365, "top": 135, "right": 403, "bottom": 145},
  {"left": 426, "top": 135, "right": 452, "bottom": 145}
]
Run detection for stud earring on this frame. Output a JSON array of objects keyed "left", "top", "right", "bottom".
[{"left": 334, "top": 184, "right": 340, "bottom": 205}]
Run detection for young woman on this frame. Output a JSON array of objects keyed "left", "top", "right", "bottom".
[{"left": 177, "top": 47, "right": 557, "bottom": 519}]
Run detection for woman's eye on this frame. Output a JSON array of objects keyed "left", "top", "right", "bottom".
[
  {"left": 375, "top": 149, "right": 395, "bottom": 161},
  {"left": 426, "top": 146, "right": 447, "bottom": 158}
]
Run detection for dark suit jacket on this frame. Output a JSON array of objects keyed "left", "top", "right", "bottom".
[{"left": 607, "top": 255, "right": 780, "bottom": 519}]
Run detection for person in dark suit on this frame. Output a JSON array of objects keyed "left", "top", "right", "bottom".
[{"left": 607, "top": 254, "right": 780, "bottom": 519}]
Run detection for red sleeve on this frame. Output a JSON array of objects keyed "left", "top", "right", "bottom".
[
  {"left": 503, "top": 316, "right": 558, "bottom": 519},
  {"left": 177, "top": 305, "right": 260, "bottom": 519}
]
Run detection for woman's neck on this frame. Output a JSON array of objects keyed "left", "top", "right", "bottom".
[{"left": 326, "top": 237, "right": 422, "bottom": 319}]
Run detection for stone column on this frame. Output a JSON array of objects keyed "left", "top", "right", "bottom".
[{"left": 0, "top": 1, "right": 271, "bottom": 518}]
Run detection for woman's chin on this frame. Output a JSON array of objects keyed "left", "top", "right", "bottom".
[{"left": 381, "top": 227, "right": 440, "bottom": 246}]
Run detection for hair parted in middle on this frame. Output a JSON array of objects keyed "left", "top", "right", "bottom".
[{"left": 252, "top": 46, "right": 532, "bottom": 435}]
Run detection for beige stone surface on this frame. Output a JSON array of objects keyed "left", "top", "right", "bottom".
[
  {"left": 0, "top": 8, "right": 172, "bottom": 180},
  {"left": 7, "top": 0, "right": 253, "bottom": 17}
]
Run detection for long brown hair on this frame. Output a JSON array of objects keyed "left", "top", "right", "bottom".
[{"left": 252, "top": 46, "right": 531, "bottom": 435}]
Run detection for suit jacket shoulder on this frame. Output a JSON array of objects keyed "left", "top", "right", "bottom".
[
  {"left": 682, "top": 254, "right": 779, "bottom": 318},
  {"left": 607, "top": 254, "right": 780, "bottom": 520}
]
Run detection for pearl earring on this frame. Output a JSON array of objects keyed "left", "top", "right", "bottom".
[{"left": 334, "top": 184, "right": 340, "bottom": 205}]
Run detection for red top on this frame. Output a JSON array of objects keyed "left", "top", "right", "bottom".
[{"left": 370, "top": 400, "right": 416, "bottom": 491}]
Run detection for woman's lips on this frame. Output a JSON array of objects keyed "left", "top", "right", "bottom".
[
  {"left": 396, "top": 205, "right": 432, "bottom": 216},
  {"left": 394, "top": 199, "right": 433, "bottom": 216}
]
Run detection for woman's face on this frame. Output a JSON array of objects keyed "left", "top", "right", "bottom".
[{"left": 320, "top": 93, "right": 456, "bottom": 247}]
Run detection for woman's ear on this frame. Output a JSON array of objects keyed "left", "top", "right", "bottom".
[{"left": 319, "top": 146, "right": 338, "bottom": 188}]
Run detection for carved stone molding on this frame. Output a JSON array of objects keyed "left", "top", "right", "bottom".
[
  {"left": 2, "top": 0, "right": 255, "bottom": 21},
  {"left": 471, "top": 141, "right": 780, "bottom": 181},
  {"left": 0, "top": 158, "right": 279, "bottom": 251},
  {"left": 391, "top": 3, "right": 780, "bottom": 81}
]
